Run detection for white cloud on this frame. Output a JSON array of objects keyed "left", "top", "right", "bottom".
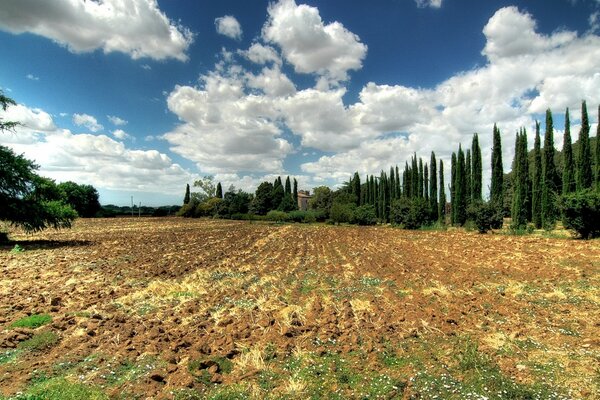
[
  {"left": 73, "top": 113, "right": 103, "bottom": 132},
  {"left": 26, "top": 74, "right": 39, "bottom": 81},
  {"left": 590, "top": 11, "right": 599, "bottom": 33},
  {"left": 0, "top": 0, "right": 194, "bottom": 61},
  {"left": 107, "top": 115, "right": 128, "bottom": 126},
  {"left": 1, "top": 104, "right": 192, "bottom": 194},
  {"left": 112, "top": 129, "right": 131, "bottom": 140},
  {"left": 215, "top": 15, "right": 242, "bottom": 40},
  {"left": 241, "top": 43, "right": 281, "bottom": 65},
  {"left": 415, "top": 0, "right": 443, "bottom": 8},
  {"left": 141, "top": 64, "right": 152, "bottom": 71},
  {"left": 262, "top": 0, "right": 367, "bottom": 85},
  {"left": 246, "top": 66, "right": 296, "bottom": 97}
]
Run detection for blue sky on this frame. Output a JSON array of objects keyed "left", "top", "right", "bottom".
[{"left": 1, "top": 0, "right": 599, "bottom": 206}]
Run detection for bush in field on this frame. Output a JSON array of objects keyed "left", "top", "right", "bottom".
[
  {"left": 560, "top": 189, "right": 600, "bottom": 239},
  {"left": 265, "top": 210, "right": 289, "bottom": 222},
  {"left": 390, "top": 197, "right": 431, "bottom": 229},
  {"left": 177, "top": 198, "right": 198, "bottom": 217},
  {"left": 287, "top": 210, "right": 317, "bottom": 223},
  {"left": 467, "top": 200, "right": 504, "bottom": 233},
  {"left": 353, "top": 204, "right": 377, "bottom": 225},
  {"left": 329, "top": 202, "right": 356, "bottom": 224}
]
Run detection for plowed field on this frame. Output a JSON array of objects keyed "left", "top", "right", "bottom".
[{"left": 1, "top": 218, "right": 599, "bottom": 399}]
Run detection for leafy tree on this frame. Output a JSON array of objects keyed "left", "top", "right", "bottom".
[
  {"left": 390, "top": 197, "right": 431, "bottom": 229},
  {"left": 491, "top": 124, "right": 504, "bottom": 206},
  {"left": 1, "top": 146, "right": 77, "bottom": 235},
  {"left": 542, "top": 109, "right": 559, "bottom": 228},
  {"left": 250, "top": 181, "right": 274, "bottom": 215},
  {"left": 215, "top": 182, "right": 223, "bottom": 199},
  {"left": 193, "top": 176, "right": 216, "bottom": 202},
  {"left": 330, "top": 202, "right": 356, "bottom": 224},
  {"left": 562, "top": 109, "right": 575, "bottom": 194},
  {"left": 561, "top": 189, "right": 600, "bottom": 239},
  {"left": 532, "top": 121, "right": 543, "bottom": 228},
  {"left": 353, "top": 204, "right": 377, "bottom": 225},
  {"left": 222, "top": 190, "right": 253, "bottom": 216},
  {"left": 309, "top": 186, "right": 333, "bottom": 219},
  {"left": 57, "top": 181, "right": 101, "bottom": 217},
  {"left": 183, "top": 184, "right": 191, "bottom": 205},
  {"left": 438, "top": 159, "right": 446, "bottom": 223},
  {"left": 0, "top": 89, "right": 20, "bottom": 132},
  {"left": 576, "top": 101, "right": 592, "bottom": 190},
  {"left": 471, "top": 133, "right": 482, "bottom": 201},
  {"left": 429, "top": 152, "right": 438, "bottom": 221}
]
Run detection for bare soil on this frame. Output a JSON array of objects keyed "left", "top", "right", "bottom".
[{"left": 0, "top": 218, "right": 598, "bottom": 399}]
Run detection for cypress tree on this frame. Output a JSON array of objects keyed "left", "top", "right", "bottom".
[
  {"left": 216, "top": 182, "right": 223, "bottom": 198},
  {"left": 542, "top": 109, "right": 559, "bottom": 228},
  {"left": 596, "top": 105, "right": 600, "bottom": 190},
  {"left": 183, "top": 184, "right": 191, "bottom": 204},
  {"left": 532, "top": 121, "right": 542, "bottom": 228},
  {"left": 424, "top": 163, "right": 429, "bottom": 202},
  {"left": 370, "top": 175, "right": 375, "bottom": 205},
  {"left": 293, "top": 178, "right": 298, "bottom": 206},
  {"left": 451, "top": 152, "right": 457, "bottom": 224},
  {"left": 471, "top": 133, "right": 482, "bottom": 201},
  {"left": 389, "top": 166, "right": 396, "bottom": 200},
  {"left": 456, "top": 145, "right": 467, "bottom": 225},
  {"left": 491, "top": 124, "right": 504, "bottom": 206},
  {"left": 403, "top": 163, "right": 410, "bottom": 197},
  {"left": 577, "top": 101, "right": 592, "bottom": 190},
  {"left": 418, "top": 158, "right": 424, "bottom": 198},
  {"left": 285, "top": 176, "right": 292, "bottom": 196},
  {"left": 430, "top": 152, "right": 438, "bottom": 220},
  {"left": 352, "top": 172, "right": 361, "bottom": 205},
  {"left": 465, "top": 149, "right": 472, "bottom": 208},
  {"left": 511, "top": 130, "right": 528, "bottom": 229},
  {"left": 382, "top": 172, "right": 389, "bottom": 221},
  {"left": 562, "top": 108, "right": 575, "bottom": 194},
  {"left": 395, "top": 166, "right": 401, "bottom": 198},
  {"left": 439, "top": 160, "right": 446, "bottom": 223},
  {"left": 411, "top": 155, "right": 418, "bottom": 198},
  {"left": 523, "top": 129, "right": 531, "bottom": 222}
]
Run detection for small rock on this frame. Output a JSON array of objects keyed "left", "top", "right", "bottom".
[
  {"left": 207, "top": 364, "right": 219, "bottom": 374},
  {"left": 210, "top": 373, "right": 223, "bottom": 384}
]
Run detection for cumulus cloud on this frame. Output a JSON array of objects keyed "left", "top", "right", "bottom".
[
  {"left": 262, "top": 0, "right": 367, "bottom": 84},
  {"left": 73, "top": 113, "right": 103, "bottom": 132},
  {"left": 415, "top": 0, "right": 443, "bottom": 8},
  {"left": 107, "top": 115, "right": 128, "bottom": 126},
  {"left": 112, "top": 129, "right": 131, "bottom": 140},
  {"left": 0, "top": 0, "right": 194, "bottom": 61},
  {"left": 215, "top": 15, "right": 242, "bottom": 40},
  {"left": 241, "top": 43, "right": 281, "bottom": 65},
  {"left": 0, "top": 104, "right": 192, "bottom": 194}
]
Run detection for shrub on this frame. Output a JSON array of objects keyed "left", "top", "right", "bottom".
[
  {"left": 177, "top": 199, "right": 198, "bottom": 218},
  {"left": 560, "top": 189, "right": 600, "bottom": 239},
  {"left": 287, "top": 210, "right": 317, "bottom": 223},
  {"left": 265, "top": 210, "right": 289, "bottom": 222},
  {"left": 467, "top": 201, "right": 503, "bottom": 234},
  {"left": 329, "top": 202, "right": 356, "bottom": 224},
  {"left": 390, "top": 198, "right": 431, "bottom": 229},
  {"left": 352, "top": 204, "right": 377, "bottom": 225}
]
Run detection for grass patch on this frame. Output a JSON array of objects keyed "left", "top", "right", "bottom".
[
  {"left": 17, "top": 331, "right": 59, "bottom": 352},
  {"left": 8, "top": 377, "right": 108, "bottom": 400},
  {"left": 0, "top": 349, "right": 20, "bottom": 365},
  {"left": 10, "top": 314, "right": 52, "bottom": 329}
]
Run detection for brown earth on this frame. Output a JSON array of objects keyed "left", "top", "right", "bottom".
[{"left": 0, "top": 218, "right": 598, "bottom": 399}]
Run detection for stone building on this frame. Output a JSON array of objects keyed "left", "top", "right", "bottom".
[{"left": 297, "top": 190, "right": 312, "bottom": 211}]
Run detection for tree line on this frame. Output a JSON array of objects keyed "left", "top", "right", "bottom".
[{"left": 180, "top": 101, "right": 599, "bottom": 238}]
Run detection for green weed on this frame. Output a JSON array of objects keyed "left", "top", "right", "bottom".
[
  {"left": 10, "top": 314, "right": 52, "bottom": 329},
  {"left": 9, "top": 377, "right": 108, "bottom": 400},
  {"left": 17, "top": 331, "right": 59, "bottom": 352}
]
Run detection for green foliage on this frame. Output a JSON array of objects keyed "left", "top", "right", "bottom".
[
  {"left": 192, "top": 176, "right": 216, "bottom": 202},
  {"left": 56, "top": 181, "right": 101, "bottom": 217},
  {"left": 390, "top": 197, "right": 431, "bottom": 229},
  {"left": 438, "top": 160, "right": 446, "bottom": 223},
  {"left": 10, "top": 244, "right": 24, "bottom": 253},
  {"left": 429, "top": 152, "right": 438, "bottom": 220},
  {"left": 265, "top": 210, "right": 289, "bottom": 222},
  {"left": 542, "top": 109, "right": 560, "bottom": 228},
  {"left": 329, "top": 202, "right": 356, "bottom": 224},
  {"left": 195, "top": 197, "right": 223, "bottom": 217},
  {"left": 468, "top": 201, "right": 503, "bottom": 234},
  {"left": 215, "top": 182, "right": 223, "bottom": 199},
  {"left": 17, "top": 331, "right": 59, "bottom": 352},
  {"left": 309, "top": 186, "right": 333, "bottom": 218},
  {"left": 0, "top": 89, "right": 20, "bottom": 132},
  {"left": 8, "top": 377, "right": 108, "bottom": 400},
  {"left": 561, "top": 189, "right": 600, "bottom": 239},
  {"left": 491, "top": 124, "right": 504, "bottom": 205},
  {"left": 10, "top": 314, "right": 52, "bottom": 329},
  {"left": 183, "top": 183, "right": 191, "bottom": 205},
  {"left": 532, "top": 121, "right": 543, "bottom": 228},
  {"left": 222, "top": 190, "right": 252, "bottom": 216},
  {"left": 177, "top": 198, "right": 198, "bottom": 217},
  {"left": 471, "top": 133, "right": 482, "bottom": 201},
  {"left": 277, "top": 194, "right": 296, "bottom": 212},
  {"left": 577, "top": 101, "right": 593, "bottom": 190},
  {"left": 287, "top": 210, "right": 317, "bottom": 223},
  {"left": 353, "top": 204, "right": 377, "bottom": 225},
  {"left": 455, "top": 145, "right": 467, "bottom": 225},
  {"left": 562, "top": 109, "right": 575, "bottom": 194},
  {"left": 250, "top": 181, "right": 274, "bottom": 215},
  {"left": 511, "top": 130, "right": 529, "bottom": 230}
]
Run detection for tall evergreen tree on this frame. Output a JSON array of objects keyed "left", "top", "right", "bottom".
[
  {"left": 403, "top": 163, "right": 410, "bottom": 197},
  {"left": 424, "top": 163, "right": 429, "bottom": 202},
  {"left": 352, "top": 172, "right": 361, "bottom": 205},
  {"left": 216, "top": 182, "right": 223, "bottom": 198},
  {"left": 430, "top": 152, "right": 438, "bottom": 220},
  {"left": 456, "top": 145, "right": 467, "bottom": 225},
  {"left": 511, "top": 130, "right": 528, "bottom": 229},
  {"left": 183, "top": 184, "right": 191, "bottom": 205},
  {"left": 418, "top": 158, "right": 424, "bottom": 198},
  {"left": 451, "top": 152, "right": 457, "bottom": 224},
  {"left": 411, "top": 155, "right": 418, "bottom": 198},
  {"left": 370, "top": 175, "right": 375, "bottom": 205},
  {"left": 389, "top": 166, "right": 396, "bottom": 200},
  {"left": 532, "top": 121, "right": 543, "bottom": 228},
  {"left": 285, "top": 176, "right": 292, "bottom": 196},
  {"left": 491, "top": 124, "right": 504, "bottom": 206},
  {"left": 562, "top": 108, "right": 575, "bottom": 194},
  {"left": 577, "top": 101, "right": 592, "bottom": 190},
  {"left": 596, "top": 105, "right": 600, "bottom": 190},
  {"left": 542, "top": 109, "right": 559, "bottom": 228},
  {"left": 465, "top": 149, "right": 472, "bottom": 208},
  {"left": 471, "top": 133, "right": 482, "bottom": 201},
  {"left": 293, "top": 178, "right": 298, "bottom": 206},
  {"left": 439, "top": 160, "right": 446, "bottom": 223},
  {"left": 395, "top": 166, "right": 401, "bottom": 198}
]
